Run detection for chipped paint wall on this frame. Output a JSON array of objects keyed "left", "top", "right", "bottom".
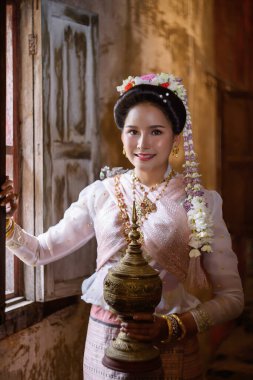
[
  {"left": 0, "top": 0, "right": 235, "bottom": 379},
  {"left": 0, "top": 302, "right": 90, "bottom": 380}
]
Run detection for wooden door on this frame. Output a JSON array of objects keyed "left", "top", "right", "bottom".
[
  {"left": 220, "top": 90, "right": 253, "bottom": 284},
  {"left": 220, "top": 90, "right": 253, "bottom": 237}
]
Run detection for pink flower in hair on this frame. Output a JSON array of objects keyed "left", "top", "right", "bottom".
[{"left": 140, "top": 73, "right": 156, "bottom": 81}]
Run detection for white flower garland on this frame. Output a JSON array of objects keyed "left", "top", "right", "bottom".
[
  {"left": 116, "top": 73, "right": 214, "bottom": 259},
  {"left": 117, "top": 73, "right": 186, "bottom": 100}
]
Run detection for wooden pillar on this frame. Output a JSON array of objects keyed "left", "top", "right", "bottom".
[{"left": 0, "top": 1, "right": 6, "bottom": 324}]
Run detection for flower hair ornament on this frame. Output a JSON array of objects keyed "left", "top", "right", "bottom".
[{"left": 116, "top": 73, "right": 214, "bottom": 290}]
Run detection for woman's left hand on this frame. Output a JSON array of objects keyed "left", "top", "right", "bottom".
[{"left": 120, "top": 312, "right": 167, "bottom": 343}]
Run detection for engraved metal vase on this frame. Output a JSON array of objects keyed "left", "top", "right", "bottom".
[{"left": 102, "top": 202, "right": 163, "bottom": 373}]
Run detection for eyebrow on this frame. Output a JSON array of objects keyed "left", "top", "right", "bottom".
[{"left": 124, "top": 124, "right": 166, "bottom": 129}]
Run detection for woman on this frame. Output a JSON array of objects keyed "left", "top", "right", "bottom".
[{"left": 2, "top": 73, "right": 244, "bottom": 379}]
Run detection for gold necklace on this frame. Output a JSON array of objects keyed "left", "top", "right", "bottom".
[
  {"left": 114, "top": 174, "right": 133, "bottom": 243},
  {"left": 114, "top": 170, "right": 175, "bottom": 244},
  {"left": 132, "top": 170, "right": 175, "bottom": 224}
]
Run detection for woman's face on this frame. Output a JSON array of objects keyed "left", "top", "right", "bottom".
[{"left": 121, "top": 102, "right": 178, "bottom": 179}]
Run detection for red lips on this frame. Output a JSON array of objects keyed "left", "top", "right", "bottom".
[{"left": 134, "top": 153, "right": 156, "bottom": 161}]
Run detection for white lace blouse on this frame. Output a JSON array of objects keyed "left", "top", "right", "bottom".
[{"left": 6, "top": 171, "right": 244, "bottom": 332}]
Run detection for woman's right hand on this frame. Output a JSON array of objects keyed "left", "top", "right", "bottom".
[{"left": 0, "top": 176, "right": 18, "bottom": 218}]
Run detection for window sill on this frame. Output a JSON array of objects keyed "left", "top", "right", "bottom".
[
  {"left": 0, "top": 295, "right": 79, "bottom": 340},
  {"left": 5, "top": 296, "right": 32, "bottom": 311}
]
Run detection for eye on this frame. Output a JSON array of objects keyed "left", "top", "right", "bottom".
[
  {"left": 151, "top": 129, "right": 162, "bottom": 135},
  {"left": 128, "top": 129, "right": 138, "bottom": 135}
]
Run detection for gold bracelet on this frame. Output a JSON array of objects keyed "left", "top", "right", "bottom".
[
  {"left": 170, "top": 314, "right": 187, "bottom": 341},
  {"left": 6, "top": 218, "right": 15, "bottom": 239},
  {"left": 158, "top": 314, "right": 173, "bottom": 343}
]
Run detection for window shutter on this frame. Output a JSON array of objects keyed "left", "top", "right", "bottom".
[{"left": 35, "top": 1, "right": 99, "bottom": 301}]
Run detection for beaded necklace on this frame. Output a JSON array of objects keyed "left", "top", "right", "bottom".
[{"left": 114, "top": 170, "right": 175, "bottom": 243}]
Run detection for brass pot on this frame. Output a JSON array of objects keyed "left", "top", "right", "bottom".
[{"left": 102, "top": 203, "right": 162, "bottom": 373}]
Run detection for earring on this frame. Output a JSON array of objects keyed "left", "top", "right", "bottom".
[
  {"left": 122, "top": 147, "right": 126, "bottom": 156},
  {"left": 172, "top": 145, "right": 179, "bottom": 158}
]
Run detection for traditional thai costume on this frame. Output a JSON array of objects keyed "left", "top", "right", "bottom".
[
  {"left": 6, "top": 72, "right": 244, "bottom": 379},
  {"left": 6, "top": 169, "right": 244, "bottom": 379}
]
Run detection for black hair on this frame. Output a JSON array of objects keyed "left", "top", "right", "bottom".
[{"left": 114, "top": 84, "right": 186, "bottom": 135}]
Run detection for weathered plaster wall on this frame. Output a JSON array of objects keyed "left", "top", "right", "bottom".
[
  {"left": 0, "top": 302, "right": 90, "bottom": 380},
  {"left": 56, "top": 0, "right": 217, "bottom": 188},
  {"left": 127, "top": 0, "right": 217, "bottom": 187}
]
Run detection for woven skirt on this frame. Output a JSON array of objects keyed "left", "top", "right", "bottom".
[{"left": 83, "top": 309, "right": 203, "bottom": 380}]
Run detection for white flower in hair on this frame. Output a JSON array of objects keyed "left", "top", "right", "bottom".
[{"left": 134, "top": 76, "right": 144, "bottom": 85}]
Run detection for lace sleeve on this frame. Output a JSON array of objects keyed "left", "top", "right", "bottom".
[
  {"left": 190, "top": 190, "right": 244, "bottom": 332},
  {"left": 6, "top": 181, "right": 105, "bottom": 266}
]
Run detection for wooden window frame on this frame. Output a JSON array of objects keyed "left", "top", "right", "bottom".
[
  {"left": 0, "top": 1, "right": 78, "bottom": 340},
  {"left": 0, "top": 0, "right": 7, "bottom": 326},
  {"left": 5, "top": 0, "right": 23, "bottom": 301},
  {"left": 0, "top": 0, "right": 99, "bottom": 340}
]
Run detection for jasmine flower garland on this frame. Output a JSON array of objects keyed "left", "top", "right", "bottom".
[{"left": 182, "top": 98, "right": 214, "bottom": 259}]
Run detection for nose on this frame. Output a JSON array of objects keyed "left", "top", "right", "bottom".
[{"left": 137, "top": 133, "right": 150, "bottom": 150}]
